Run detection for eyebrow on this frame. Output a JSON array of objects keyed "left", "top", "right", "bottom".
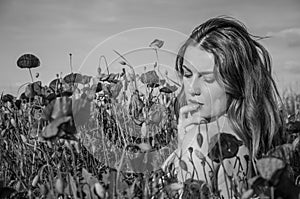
[{"left": 182, "top": 64, "right": 213, "bottom": 75}]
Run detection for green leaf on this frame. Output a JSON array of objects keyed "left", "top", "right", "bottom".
[
  {"left": 82, "top": 168, "right": 98, "bottom": 186},
  {"left": 165, "top": 183, "right": 184, "bottom": 191},
  {"left": 194, "top": 149, "right": 206, "bottom": 161},
  {"left": 137, "top": 143, "right": 152, "bottom": 152},
  {"left": 81, "top": 168, "right": 99, "bottom": 198},
  {"left": 68, "top": 174, "right": 78, "bottom": 199},
  {"left": 256, "top": 157, "right": 285, "bottom": 181},
  {"left": 25, "top": 84, "right": 35, "bottom": 98},
  {"left": 41, "top": 116, "right": 71, "bottom": 139},
  {"left": 267, "top": 143, "right": 295, "bottom": 165}
]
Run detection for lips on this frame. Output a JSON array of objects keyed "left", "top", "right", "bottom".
[
  {"left": 188, "top": 99, "right": 204, "bottom": 106},
  {"left": 188, "top": 99, "right": 204, "bottom": 116}
]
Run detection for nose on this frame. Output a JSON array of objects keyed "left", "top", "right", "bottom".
[{"left": 188, "top": 76, "right": 201, "bottom": 96}]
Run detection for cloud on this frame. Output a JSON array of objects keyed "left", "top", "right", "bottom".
[
  {"left": 268, "top": 28, "right": 300, "bottom": 48},
  {"left": 269, "top": 28, "right": 300, "bottom": 37},
  {"left": 283, "top": 60, "right": 300, "bottom": 74}
]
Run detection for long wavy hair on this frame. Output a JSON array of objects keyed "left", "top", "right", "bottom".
[{"left": 175, "top": 16, "right": 285, "bottom": 160}]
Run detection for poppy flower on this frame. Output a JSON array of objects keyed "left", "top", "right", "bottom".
[
  {"left": 45, "top": 93, "right": 56, "bottom": 103},
  {"left": 1, "top": 94, "right": 14, "bottom": 103},
  {"left": 41, "top": 97, "right": 78, "bottom": 140},
  {"left": 17, "top": 54, "right": 40, "bottom": 69},
  {"left": 147, "top": 83, "right": 160, "bottom": 88},
  {"left": 91, "top": 82, "right": 103, "bottom": 93},
  {"left": 50, "top": 97, "right": 72, "bottom": 120},
  {"left": 140, "top": 70, "right": 160, "bottom": 86},
  {"left": 63, "top": 73, "right": 83, "bottom": 84},
  {"left": 208, "top": 133, "right": 243, "bottom": 163},
  {"left": 286, "top": 121, "right": 300, "bottom": 134},
  {"left": 49, "top": 78, "right": 61, "bottom": 91},
  {"left": 72, "top": 93, "right": 92, "bottom": 126},
  {"left": 41, "top": 86, "right": 55, "bottom": 100},
  {"left": 148, "top": 104, "right": 164, "bottom": 125},
  {"left": 81, "top": 75, "right": 92, "bottom": 84},
  {"left": 19, "top": 92, "right": 32, "bottom": 103},
  {"left": 99, "top": 73, "right": 119, "bottom": 83},
  {"left": 129, "top": 91, "right": 145, "bottom": 125},
  {"left": 31, "top": 81, "right": 43, "bottom": 96},
  {"left": 13, "top": 99, "right": 21, "bottom": 109},
  {"left": 182, "top": 179, "right": 210, "bottom": 199},
  {"left": 107, "top": 80, "right": 123, "bottom": 98},
  {"left": 24, "top": 81, "right": 43, "bottom": 98},
  {"left": 17, "top": 53, "right": 40, "bottom": 82}
]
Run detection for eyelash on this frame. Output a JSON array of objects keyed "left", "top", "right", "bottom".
[
  {"left": 182, "top": 67, "right": 215, "bottom": 83},
  {"left": 182, "top": 70, "right": 192, "bottom": 78},
  {"left": 204, "top": 75, "right": 215, "bottom": 83}
]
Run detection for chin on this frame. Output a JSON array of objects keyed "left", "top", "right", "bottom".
[{"left": 191, "top": 111, "right": 208, "bottom": 119}]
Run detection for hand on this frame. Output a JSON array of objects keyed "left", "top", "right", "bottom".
[{"left": 177, "top": 104, "right": 206, "bottom": 148}]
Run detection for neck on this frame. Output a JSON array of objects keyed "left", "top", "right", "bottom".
[
  {"left": 205, "top": 114, "right": 233, "bottom": 137},
  {"left": 204, "top": 112, "right": 227, "bottom": 123}
]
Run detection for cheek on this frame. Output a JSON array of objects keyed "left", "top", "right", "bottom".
[
  {"left": 182, "top": 79, "right": 192, "bottom": 95},
  {"left": 213, "top": 92, "right": 227, "bottom": 111},
  {"left": 209, "top": 86, "right": 227, "bottom": 108},
  {"left": 182, "top": 79, "right": 191, "bottom": 88}
]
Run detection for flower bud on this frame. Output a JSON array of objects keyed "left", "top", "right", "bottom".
[
  {"left": 94, "top": 182, "right": 105, "bottom": 198},
  {"left": 55, "top": 177, "right": 64, "bottom": 194},
  {"left": 32, "top": 174, "right": 39, "bottom": 187}
]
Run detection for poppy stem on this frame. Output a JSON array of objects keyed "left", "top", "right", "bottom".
[
  {"left": 28, "top": 68, "right": 34, "bottom": 82},
  {"left": 113, "top": 50, "right": 138, "bottom": 91},
  {"left": 154, "top": 49, "right": 163, "bottom": 79},
  {"left": 69, "top": 53, "right": 73, "bottom": 73}
]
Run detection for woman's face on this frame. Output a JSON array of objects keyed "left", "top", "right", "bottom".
[{"left": 182, "top": 46, "right": 227, "bottom": 120}]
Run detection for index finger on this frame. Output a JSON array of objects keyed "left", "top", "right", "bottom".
[{"left": 179, "top": 104, "right": 201, "bottom": 119}]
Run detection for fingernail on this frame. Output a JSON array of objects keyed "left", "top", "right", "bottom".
[{"left": 192, "top": 104, "right": 200, "bottom": 109}]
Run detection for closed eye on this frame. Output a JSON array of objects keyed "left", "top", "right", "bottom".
[{"left": 203, "top": 73, "right": 215, "bottom": 83}]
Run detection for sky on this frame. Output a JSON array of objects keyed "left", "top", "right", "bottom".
[{"left": 0, "top": 0, "right": 300, "bottom": 96}]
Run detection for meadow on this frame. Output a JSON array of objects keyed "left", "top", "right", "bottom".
[{"left": 1, "top": 40, "right": 300, "bottom": 199}]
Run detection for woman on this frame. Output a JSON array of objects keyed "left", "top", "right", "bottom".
[{"left": 162, "top": 17, "right": 285, "bottom": 198}]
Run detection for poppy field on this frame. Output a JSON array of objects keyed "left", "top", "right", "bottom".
[{"left": 1, "top": 39, "right": 300, "bottom": 199}]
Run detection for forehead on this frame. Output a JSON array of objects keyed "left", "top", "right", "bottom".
[{"left": 184, "top": 46, "right": 215, "bottom": 72}]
